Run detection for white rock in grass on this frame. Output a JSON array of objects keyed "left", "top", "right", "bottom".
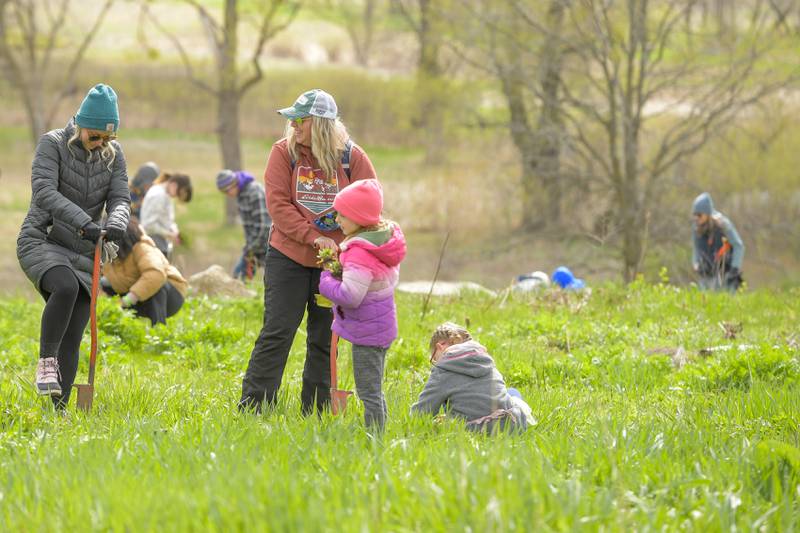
[
  {"left": 188, "top": 265, "right": 256, "bottom": 299},
  {"left": 397, "top": 280, "right": 496, "bottom": 297}
]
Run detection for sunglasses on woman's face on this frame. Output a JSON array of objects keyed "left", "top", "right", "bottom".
[
  {"left": 293, "top": 117, "right": 307, "bottom": 127},
  {"left": 87, "top": 134, "right": 116, "bottom": 143}
]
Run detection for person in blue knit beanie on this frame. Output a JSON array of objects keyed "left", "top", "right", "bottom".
[
  {"left": 216, "top": 169, "right": 271, "bottom": 280},
  {"left": 75, "top": 83, "right": 120, "bottom": 133},
  {"left": 17, "top": 83, "right": 130, "bottom": 408}
]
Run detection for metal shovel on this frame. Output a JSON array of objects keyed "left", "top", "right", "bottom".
[
  {"left": 75, "top": 234, "right": 104, "bottom": 411},
  {"left": 329, "top": 332, "right": 353, "bottom": 415}
]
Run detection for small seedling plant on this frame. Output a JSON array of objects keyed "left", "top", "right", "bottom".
[{"left": 317, "top": 247, "right": 342, "bottom": 278}]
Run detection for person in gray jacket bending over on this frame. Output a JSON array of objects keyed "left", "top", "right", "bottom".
[
  {"left": 691, "top": 192, "right": 744, "bottom": 292},
  {"left": 411, "top": 322, "right": 534, "bottom": 433},
  {"left": 16, "top": 84, "right": 130, "bottom": 408}
]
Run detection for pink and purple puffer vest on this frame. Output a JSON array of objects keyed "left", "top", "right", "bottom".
[{"left": 319, "top": 223, "right": 407, "bottom": 348}]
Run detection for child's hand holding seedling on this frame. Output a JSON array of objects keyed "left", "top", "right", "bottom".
[{"left": 317, "top": 247, "right": 342, "bottom": 278}]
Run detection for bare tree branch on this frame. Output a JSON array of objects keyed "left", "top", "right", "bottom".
[
  {"left": 391, "top": 0, "right": 421, "bottom": 35},
  {"left": 186, "top": 0, "right": 222, "bottom": 46},
  {"left": 141, "top": 3, "right": 215, "bottom": 94},
  {"left": 0, "top": 1, "right": 26, "bottom": 91},
  {"left": 0, "top": 0, "right": 118, "bottom": 141},
  {"left": 41, "top": 0, "right": 69, "bottom": 73},
  {"left": 239, "top": 0, "right": 300, "bottom": 97},
  {"left": 46, "top": 0, "right": 115, "bottom": 127}
]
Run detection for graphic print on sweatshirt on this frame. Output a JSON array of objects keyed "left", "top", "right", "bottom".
[{"left": 296, "top": 165, "right": 339, "bottom": 215}]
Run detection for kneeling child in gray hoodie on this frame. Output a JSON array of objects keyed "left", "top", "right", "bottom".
[{"left": 411, "top": 322, "right": 534, "bottom": 433}]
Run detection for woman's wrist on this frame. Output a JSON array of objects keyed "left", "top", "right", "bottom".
[{"left": 122, "top": 292, "right": 139, "bottom": 307}]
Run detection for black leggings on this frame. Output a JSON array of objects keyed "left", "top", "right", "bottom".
[{"left": 39, "top": 266, "right": 91, "bottom": 408}]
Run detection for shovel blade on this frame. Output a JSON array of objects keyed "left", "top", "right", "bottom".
[
  {"left": 75, "top": 383, "right": 94, "bottom": 411},
  {"left": 330, "top": 389, "right": 353, "bottom": 416}
]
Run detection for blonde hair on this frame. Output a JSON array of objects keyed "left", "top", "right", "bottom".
[
  {"left": 285, "top": 116, "right": 350, "bottom": 178},
  {"left": 429, "top": 322, "right": 472, "bottom": 355},
  {"left": 67, "top": 125, "right": 117, "bottom": 170}
]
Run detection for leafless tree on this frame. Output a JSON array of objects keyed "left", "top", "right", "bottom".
[
  {"left": 0, "top": 0, "right": 114, "bottom": 146},
  {"left": 323, "top": 0, "right": 381, "bottom": 67},
  {"left": 559, "top": 0, "right": 797, "bottom": 281},
  {"left": 140, "top": 0, "right": 300, "bottom": 224},
  {"left": 448, "top": 0, "right": 569, "bottom": 230},
  {"left": 392, "top": 0, "right": 447, "bottom": 162},
  {"left": 762, "top": 0, "right": 800, "bottom": 32}
]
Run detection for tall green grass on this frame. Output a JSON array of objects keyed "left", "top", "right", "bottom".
[{"left": 0, "top": 284, "right": 798, "bottom": 530}]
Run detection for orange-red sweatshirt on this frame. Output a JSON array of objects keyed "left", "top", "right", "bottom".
[{"left": 264, "top": 138, "right": 377, "bottom": 268}]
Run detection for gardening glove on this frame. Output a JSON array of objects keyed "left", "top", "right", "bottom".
[
  {"left": 101, "top": 241, "right": 119, "bottom": 264},
  {"left": 120, "top": 292, "right": 139, "bottom": 308},
  {"left": 80, "top": 221, "right": 102, "bottom": 243},
  {"left": 244, "top": 253, "right": 255, "bottom": 280},
  {"left": 232, "top": 255, "right": 247, "bottom": 280},
  {"left": 103, "top": 224, "right": 125, "bottom": 243}
]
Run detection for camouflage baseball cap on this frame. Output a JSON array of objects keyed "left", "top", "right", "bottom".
[{"left": 277, "top": 89, "right": 338, "bottom": 120}]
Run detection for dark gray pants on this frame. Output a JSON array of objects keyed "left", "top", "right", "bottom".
[
  {"left": 101, "top": 278, "right": 184, "bottom": 326},
  {"left": 239, "top": 248, "right": 333, "bottom": 415},
  {"left": 133, "top": 282, "right": 184, "bottom": 325},
  {"left": 352, "top": 344, "right": 388, "bottom": 431}
]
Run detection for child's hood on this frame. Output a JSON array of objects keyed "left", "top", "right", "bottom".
[
  {"left": 342, "top": 223, "right": 406, "bottom": 267},
  {"left": 435, "top": 340, "right": 495, "bottom": 378}
]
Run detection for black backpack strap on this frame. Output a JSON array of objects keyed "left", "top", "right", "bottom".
[{"left": 341, "top": 139, "right": 353, "bottom": 179}]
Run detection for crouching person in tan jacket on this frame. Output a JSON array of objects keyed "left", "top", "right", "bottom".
[{"left": 102, "top": 218, "right": 188, "bottom": 325}]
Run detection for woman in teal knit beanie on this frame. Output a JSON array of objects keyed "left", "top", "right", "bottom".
[{"left": 16, "top": 83, "right": 130, "bottom": 408}]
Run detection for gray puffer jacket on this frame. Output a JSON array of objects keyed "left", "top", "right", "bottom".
[{"left": 17, "top": 119, "right": 130, "bottom": 296}]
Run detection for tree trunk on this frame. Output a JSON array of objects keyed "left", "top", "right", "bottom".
[
  {"left": 218, "top": 0, "right": 240, "bottom": 225},
  {"left": 416, "top": 0, "right": 445, "bottom": 164},
  {"left": 519, "top": 152, "right": 544, "bottom": 230},
  {"left": 714, "top": 0, "right": 732, "bottom": 38},
  {"left": 348, "top": 0, "right": 376, "bottom": 67},
  {"left": 22, "top": 89, "right": 47, "bottom": 145},
  {"left": 496, "top": 0, "right": 565, "bottom": 230},
  {"left": 217, "top": 95, "right": 242, "bottom": 225},
  {"left": 619, "top": 181, "right": 643, "bottom": 283},
  {"left": 534, "top": 126, "right": 561, "bottom": 225},
  {"left": 623, "top": 166, "right": 643, "bottom": 283},
  {"left": 502, "top": 71, "right": 562, "bottom": 231},
  {"left": 532, "top": 0, "right": 566, "bottom": 226},
  {"left": 498, "top": 63, "right": 541, "bottom": 230}
]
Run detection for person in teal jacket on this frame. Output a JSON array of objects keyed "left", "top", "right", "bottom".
[{"left": 691, "top": 192, "right": 744, "bottom": 292}]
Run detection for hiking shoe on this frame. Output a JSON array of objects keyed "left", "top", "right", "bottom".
[{"left": 35, "top": 357, "right": 61, "bottom": 396}]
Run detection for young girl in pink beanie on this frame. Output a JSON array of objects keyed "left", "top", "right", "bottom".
[{"left": 318, "top": 179, "right": 407, "bottom": 431}]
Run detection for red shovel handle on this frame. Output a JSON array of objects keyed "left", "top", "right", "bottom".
[
  {"left": 329, "top": 332, "right": 339, "bottom": 390},
  {"left": 87, "top": 233, "right": 104, "bottom": 386}
]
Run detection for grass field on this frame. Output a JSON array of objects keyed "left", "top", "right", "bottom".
[{"left": 0, "top": 284, "right": 798, "bottom": 530}]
